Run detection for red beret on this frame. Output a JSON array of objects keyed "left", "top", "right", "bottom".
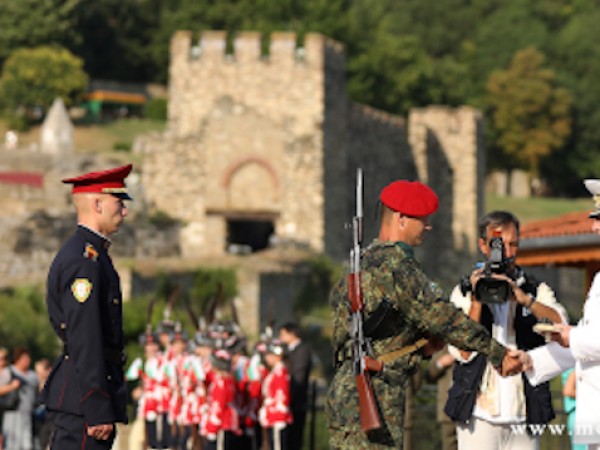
[
  {"left": 379, "top": 180, "right": 438, "bottom": 216},
  {"left": 62, "top": 164, "right": 133, "bottom": 199}
]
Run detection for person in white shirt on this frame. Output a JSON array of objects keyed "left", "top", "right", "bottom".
[
  {"left": 446, "top": 210, "right": 568, "bottom": 450},
  {"left": 523, "top": 179, "right": 600, "bottom": 450}
]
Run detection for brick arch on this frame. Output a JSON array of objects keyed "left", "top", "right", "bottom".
[{"left": 222, "top": 156, "right": 280, "bottom": 190}]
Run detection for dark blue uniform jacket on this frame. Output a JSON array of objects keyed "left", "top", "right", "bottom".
[{"left": 41, "top": 225, "right": 127, "bottom": 425}]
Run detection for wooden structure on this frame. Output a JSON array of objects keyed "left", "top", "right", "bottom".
[
  {"left": 517, "top": 211, "right": 600, "bottom": 290},
  {"left": 82, "top": 90, "right": 146, "bottom": 120}
]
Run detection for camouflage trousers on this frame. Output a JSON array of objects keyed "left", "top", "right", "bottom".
[{"left": 326, "top": 361, "right": 409, "bottom": 449}]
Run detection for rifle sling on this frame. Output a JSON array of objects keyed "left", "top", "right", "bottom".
[
  {"left": 334, "top": 338, "right": 429, "bottom": 368},
  {"left": 375, "top": 338, "right": 429, "bottom": 364}
]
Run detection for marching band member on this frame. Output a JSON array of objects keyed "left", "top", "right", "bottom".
[
  {"left": 259, "top": 340, "right": 293, "bottom": 450},
  {"left": 127, "top": 329, "right": 172, "bottom": 450},
  {"left": 201, "top": 349, "right": 241, "bottom": 450}
]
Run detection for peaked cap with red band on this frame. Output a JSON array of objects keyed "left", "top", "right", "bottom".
[
  {"left": 379, "top": 180, "right": 438, "bottom": 217},
  {"left": 62, "top": 164, "right": 133, "bottom": 200}
]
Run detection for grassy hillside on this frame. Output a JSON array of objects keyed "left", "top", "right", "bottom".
[
  {"left": 486, "top": 193, "right": 591, "bottom": 224},
  {"left": 0, "top": 117, "right": 166, "bottom": 154}
]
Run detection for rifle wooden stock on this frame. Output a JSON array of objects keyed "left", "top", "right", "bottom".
[
  {"left": 364, "top": 355, "right": 384, "bottom": 372},
  {"left": 348, "top": 272, "right": 362, "bottom": 313},
  {"left": 356, "top": 372, "right": 382, "bottom": 432}
]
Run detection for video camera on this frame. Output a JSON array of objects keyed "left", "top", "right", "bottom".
[{"left": 460, "top": 233, "right": 513, "bottom": 304}]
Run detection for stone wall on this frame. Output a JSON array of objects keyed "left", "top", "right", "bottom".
[
  {"left": 409, "top": 106, "right": 484, "bottom": 286},
  {"left": 346, "top": 104, "right": 415, "bottom": 244}
]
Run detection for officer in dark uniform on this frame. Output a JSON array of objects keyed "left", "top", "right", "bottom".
[{"left": 42, "top": 164, "right": 133, "bottom": 449}]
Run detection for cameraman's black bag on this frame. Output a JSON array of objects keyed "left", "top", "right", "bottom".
[
  {"left": 444, "top": 353, "right": 487, "bottom": 422},
  {"left": 0, "top": 368, "right": 21, "bottom": 411}
]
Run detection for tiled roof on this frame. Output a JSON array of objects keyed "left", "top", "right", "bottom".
[
  {"left": 520, "top": 211, "right": 593, "bottom": 239},
  {"left": 0, "top": 172, "right": 44, "bottom": 188},
  {"left": 517, "top": 211, "right": 600, "bottom": 267}
]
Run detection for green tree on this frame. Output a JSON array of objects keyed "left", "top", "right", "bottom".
[
  {"left": 542, "top": 4, "right": 600, "bottom": 193},
  {"left": 486, "top": 47, "right": 572, "bottom": 176},
  {"left": 71, "top": 0, "right": 162, "bottom": 82},
  {"left": 348, "top": 33, "right": 436, "bottom": 115},
  {"left": 0, "top": 0, "right": 81, "bottom": 67},
  {"left": 0, "top": 46, "right": 88, "bottom": 117},
  {"left": 466, "top": 1, "right": 550, "bottom": 107},
  {"left": 189, "top": 267, "right": 238, "bottom": 321},
  {"left": 0, "top": 286, "right": 60, "bottom": 360}
]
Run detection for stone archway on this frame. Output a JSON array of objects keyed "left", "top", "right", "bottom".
[{"left": 222, "top": 156, "right": 280, "bottom": 211}]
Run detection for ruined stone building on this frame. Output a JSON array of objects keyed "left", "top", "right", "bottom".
[{"left": 137, "top": 31, "right": 484, "bottom": 287}]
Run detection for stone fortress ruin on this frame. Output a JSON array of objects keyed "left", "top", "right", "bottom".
[
  {"left": 0, "top": 30, "right": 485, "bottom": 335},
  {"left": 137, "top": 31, "right": 484, "bottom": 277}
]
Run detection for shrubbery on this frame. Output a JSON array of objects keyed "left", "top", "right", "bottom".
[
  {"left": 0, "top": 286, "right": 60, "bottom": 360},
  {"left": 144, "top": 98, "right": 167, "bottom": 121}
]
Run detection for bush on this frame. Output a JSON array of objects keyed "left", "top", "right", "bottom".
[
  {"left": 3, "top": 113, "right": 29, "bottom": 132},
  {"left": 148, "top": 210, "right": 178, "bottom": 228},
  {"left": 189, "top": 268, "right": 238, "bottom": 321},
  {"left": 294, "top": 255, "right": 342, "bottom": 313},
  {"left": 0, "top": 286, "right": 61, "bottom": 360},
  {"left": 0, "top": 46, "right": 88, "bottom": 121},
  {"left": 144, "top": 98, "right": 167, "bottom": 121},
  {"left": 113, "top": 141, "right": 132, "bottom": 152}
]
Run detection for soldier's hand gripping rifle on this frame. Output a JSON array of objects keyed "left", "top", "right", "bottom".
[{"left": 348, "top": 168, "right": 383, "bottom": 432}]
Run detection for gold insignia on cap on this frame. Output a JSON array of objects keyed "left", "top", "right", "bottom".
[
  {"left": 71, "top": 278, "right": 92, "bottom": 303},
  {"left": 101, "top": 187, "right": 128, "bottom": 194}
]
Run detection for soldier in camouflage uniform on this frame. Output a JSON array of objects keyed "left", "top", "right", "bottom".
[{"left": 326, "top": 179, "right": 520, "bottom": 449}]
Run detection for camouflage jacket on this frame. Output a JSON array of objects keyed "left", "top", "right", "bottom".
[{"left": 326, "top": 239, "right": 505, "bottom": 449}]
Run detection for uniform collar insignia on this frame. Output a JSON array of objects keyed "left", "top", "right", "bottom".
[
  {"left": 369, "top": 239, "right": 415, "bottom": 258},
  {"left": 77, "top": 224, "right": 111, "bottom": 250},
  {"left": 395, "top": 241, "right": 414, "bottom": 258},
  {"left": 83, "top": 243, "right": 99, "bottom": 261}
]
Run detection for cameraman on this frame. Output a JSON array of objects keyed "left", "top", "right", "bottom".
[{"left": 445, "top": 210, "right": 568, "bottom": 450}]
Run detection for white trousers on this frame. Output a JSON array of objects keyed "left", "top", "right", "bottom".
[{"left": 457, "top": 418, "right": 539, "bottom": 450}]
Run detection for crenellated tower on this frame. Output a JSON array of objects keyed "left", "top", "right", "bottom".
[
  {"left": 137, "top": 30, "right": 485, "bottom": 289},
  {"left": 140, "top": 31, "right": 348, "bottom": 259}
]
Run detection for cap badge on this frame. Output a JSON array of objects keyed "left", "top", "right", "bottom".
[
  {"left": 71, "top": 278, "right": 92, "bottom": 303},
  {"left": 83, "top": 243, "right": 99, "bottom": 261}
]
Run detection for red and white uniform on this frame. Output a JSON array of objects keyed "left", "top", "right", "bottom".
[
  {"left": 232, "top": 355, "right": 250, "bottom": 430},
  {"left": 157, "top": 349, "right": 173, "bottom": 416},
  {"left": 200, "top": 371, "right": 241, "bottom": 440},
  {"left": 178, "top": 354, "right": 206, "bottom": 425},
  {"left": 165, "top": 351, "right": 187, "bottom": 425},
  {"left": 259, "top": 361, "right": 293, "bottom": 428},
  {"left": 245, "top": 353, "right": 268, "bottom": 430},
  {"left": 126, "top": 353, "right": 166, "bottom": 421}
]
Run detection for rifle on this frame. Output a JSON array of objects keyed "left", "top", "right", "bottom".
[{"left": 348, "top": 168, "right": 383, "bottom": 432}]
